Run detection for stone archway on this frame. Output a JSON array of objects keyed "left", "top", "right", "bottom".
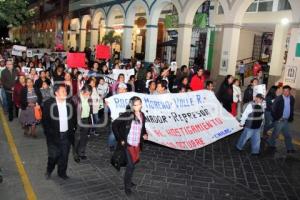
[
  {"left": 91, "top": 8, "right": 106, "bottom": 48},
  {"left": 80, "top": 15, "right": 92, "bottom": 51}
]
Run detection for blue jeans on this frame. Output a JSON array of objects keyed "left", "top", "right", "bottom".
[
  {"left": 263, "top": 111, "right": 274, "bottom": 135},
  {"left": 268, "top": 119, "right": 294, "bottom": 150},
  {"left": 0, "top": 88, "right": 8, "bottom": 112},
  {"left": 108, "top": 124, "right": 116, "bottom": 148},
  {"left": 236, "top": 127, "right": 261, "bottom": 154}
]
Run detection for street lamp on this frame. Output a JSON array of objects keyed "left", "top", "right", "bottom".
[{"left": 281, "top": 18, "right": 289, "bottom": 25}]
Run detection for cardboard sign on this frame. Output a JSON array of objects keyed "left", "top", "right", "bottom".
[
  {"left": 112, "top": 69, "right": 135, "bottom": 83},
  {"left": 95, "top": 45, "right": 111, "bottom": 59},
  {"left": 12, "top": 45, "right": 27, "bottom": 56},
  {"left": 66, "top": 53, "right": 86, "bottom": 68}
]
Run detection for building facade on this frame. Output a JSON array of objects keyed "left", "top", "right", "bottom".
[{"left": 9, "top": 0, "right": 300, "bottom": 106}]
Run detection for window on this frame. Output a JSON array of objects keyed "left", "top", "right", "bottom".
[
  {"left": 278, "top": 0, "right": 291, "bottom": 10},
  {"left": 246, "top": 0, "right": 274, "bottom": 12},
  {"left": 218, "top": 3, "right": 224, "bottom": 14},
  {"left": 258, "top": 1, "right": 273, "bottom": 11}
]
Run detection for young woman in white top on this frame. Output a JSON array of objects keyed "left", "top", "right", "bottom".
[
  {"left": 232, "top": 79, "right": 242, "bottom": 118},
  {"left": 89, "top": 77, "right": 103, "bottom": 136}
]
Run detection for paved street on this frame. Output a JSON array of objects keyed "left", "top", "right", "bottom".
[{"left": 0, "top": 112, "right": 300, "bottom": 200}]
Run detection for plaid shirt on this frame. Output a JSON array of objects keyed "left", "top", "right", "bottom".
[{"left": 127, "top": 119, "right": 142, "bottom": 147}]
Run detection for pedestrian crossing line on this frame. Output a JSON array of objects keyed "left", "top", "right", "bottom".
[{"left": 0, "top": 107, "right": 37, "bottom": 200}]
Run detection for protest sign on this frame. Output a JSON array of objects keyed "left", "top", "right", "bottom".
[
  {"left": 253, "top": 84, "right": 266, "bottom": 97},
  {"left": 170, "top": 62, "right": 177, "bottom": 71},
  {"left": 66, "top": 53, "right": 86, "bottom": 68},
  {"left": 103, "top": 74, "right": 116, "bottom": 84},
  {"left": 112, "top": 69, "right": 135, "bottom": 83},
  {"left": 26, "top": 50, "right": 33, "bottom": 57},
  {"left": 106, "top": 91, "right": 242, "bottom": 150},
  {"left": 95, "top": 45, "right": 111, "bottom": 59},
  {"left": 12, "top": 45, "right": 27, "bottom": 56}
]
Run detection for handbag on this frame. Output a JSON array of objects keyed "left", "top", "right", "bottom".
[
  {"left": 127, "top": 146, "right": 140, "bottom": 164},
  {"left": 110, "top": 146, "right": 127, "bottom": 171},
  {"left": 34, "top": 106, "right": 42, "bottom": 121}
]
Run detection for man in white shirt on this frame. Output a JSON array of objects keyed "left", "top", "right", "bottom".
[{"left": 42, "top": 84, "right": 77, "bottom": 180}]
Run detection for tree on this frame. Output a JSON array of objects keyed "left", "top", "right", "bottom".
[
  {"left": 101, "top": 30, "right": 122, "bottom": 46},
  {"left": 0, "top": 0, "right": 34, "bottom": 27}
]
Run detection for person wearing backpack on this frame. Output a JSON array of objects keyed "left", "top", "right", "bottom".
[{"left": 236, "top": 94, "right": 265, "bottom": 155}]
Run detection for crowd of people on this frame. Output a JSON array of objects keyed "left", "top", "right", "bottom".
[{"left": 0, "top": 48, "right": 296, "bottom": 195}]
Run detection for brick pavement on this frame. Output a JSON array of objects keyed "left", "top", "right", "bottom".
[{"left": 0, "top": 117, "right": 300, "bottom": 200}]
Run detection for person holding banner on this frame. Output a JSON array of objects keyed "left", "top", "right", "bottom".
[
  {"left": 236, "top": 94, "right": 265, "bottom": 155},
  {"left": 112, "top": 96, "right": 148, "bottom": 196}
]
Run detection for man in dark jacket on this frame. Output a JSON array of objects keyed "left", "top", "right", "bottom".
[
  {"left": 1, "top": 60, "right": 17, "bottom": 121},
  {"left": 268, "top": 85, "right": 295, "bottom": 153},
  {"left": 42, "top": 84, "right": 77, "bottom": 180},
  {"left": 242, "top": 78, "right": 258, "bottom": 111}
]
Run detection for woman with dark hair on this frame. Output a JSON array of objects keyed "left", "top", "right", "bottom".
[
  {"left": 13, "top": 73, "right": 26, "bottom": 117},
  {"left": 217, "top": 75, "right": 234, "bottom": 113},
  {"left": 52, "top": 64, "right": 65, "bottom": 82},
  {"left": 112, "top": 96, "right": 148, "bottom": 196},
  {"left": 263, "top": 85, "right": 282, "bottom": 138},
  {"left": 19, "top": 78, "right": 42, "bottom": 137},
  {"left": 111, "top": 73, "right": 125, "bottom": 95},
  {"left": 178, "top": 76, "right": 190, "bottom": 92}
]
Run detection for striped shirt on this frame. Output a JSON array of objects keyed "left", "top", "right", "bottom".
[{"left": 127, "top": 119, "right": 142, "bottom": 147}]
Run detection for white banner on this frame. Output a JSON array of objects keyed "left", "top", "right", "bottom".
[
  {"left": 112, "top": 69, "right": 135, "bottom": 83},
  {"left": 106, "top": 91, "right": 242, "bottom": 150},
  {"left": 12, "top": 45, "right": 27, "bottom": 56}
]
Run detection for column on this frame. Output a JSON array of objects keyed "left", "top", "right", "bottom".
[
  {"left": 122, "top": 26, "right": 133, "bottom": 60},
  {"left": 219, "top": 24, "right": 241, "bottom": 76},
  {"left": 79, "top": 29, "right": 86, "bottom": 51},
  {"left": 176, "top": 24, "right": 193, "bottom": 67},
  {"left": 269, "top": 23, "right": 289, "bottom": 77},
  {"left": 63, "top": 31, "right": 68, "bottom": 50},
  {"left": 69, "top": 30, "right": 77, "bottom": 49},
  {"left": 90, "top": 28, "right": 99, "bottom": 48},
  {"left": 145, "top": 25, "right": 158, "bottom": 64}
]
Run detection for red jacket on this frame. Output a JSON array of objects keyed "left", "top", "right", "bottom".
[
  {"left": 13, "top": 82, "right": 24, "bottom": 108},
  {"left": 190, "top": 74, "right": 205, "bottom": 91}
]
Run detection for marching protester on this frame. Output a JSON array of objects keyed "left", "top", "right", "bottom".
[
  {"left": 112, "top": 96, "right": 148, "bottom": 196},
  {"left": 238, "top": 61, "right": 245, "bottom": 86},
  {"left": 263, "top": 85, "right": 281, "bottom": 138},
  {"left": 217, "top": 75, "right": 234, "bottom": 113},
  {"left": 154, "top": 80, "right": 169, "bottom": 95},
  {"left": 20, "top": 78, "right": 42, "bottom": 137},
  {"left": 72, "top": 84, "right": 93, "bottom": 162},
  {"left": 1, "top": 60, "right": 17, "bottom": 121},
  {"left": 89, "top": 77, "right": 103, "bottom": 136},
  {"left": 13, "top": 73, "right": 26, "bottom": 117},
  {"left": 236, "top": 94, "right": 265, "bottom": 155},
  {"left": 146, "top": 80, "right": 156, "bottom": 95},
  {"left": 243, "top": 78, "right": 259, "bottom": 110},
  {"left": 190, "top": 68, "right": 205, "bottom": 91},
  {"left": 205, "top": 80, "right": 214, "bottom": 92},
  {"left": 97, "top": 77, "right": 109, "bottom": 98},
  {"left": 267, "top": 85, "right": 295, "bottom": 153},
  {"left": 232, "top": 79, "right": 242, "bottom": 118},
  {"left": 43, "top": 84, "right": 77, "bottom": 179}
]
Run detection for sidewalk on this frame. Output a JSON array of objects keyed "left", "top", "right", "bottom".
[{"left": 0, "top": 109, "right": 300, "bottom": 200}]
